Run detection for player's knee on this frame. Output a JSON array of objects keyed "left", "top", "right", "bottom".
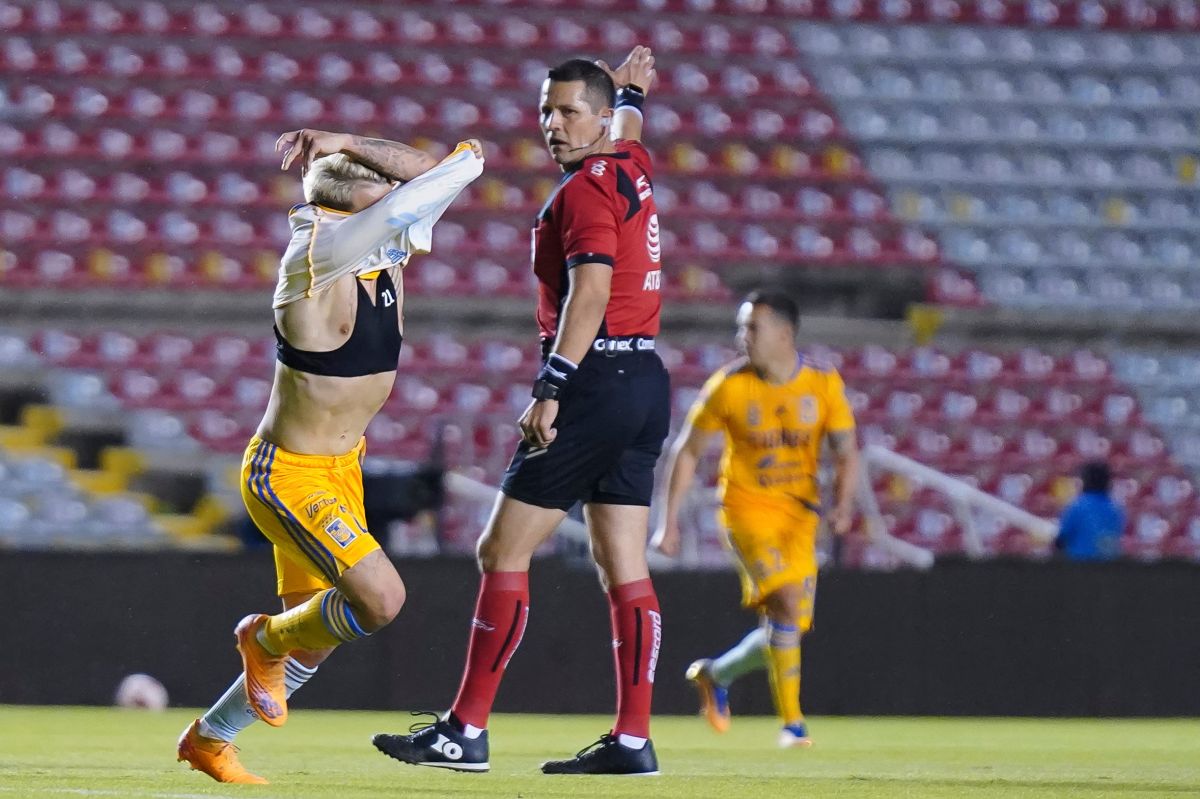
[
  {"left": 595, "top": 556, "right": 648, "bottom": 591},
  {"left": 590, "top": 534, "right": 648, "bottom": 586},
  {"left": 764, "top": 594, "right": 802, "bottom": 628},
  {"left": 766, "top": 607, "right": 797, "bottom": 630},
  {"left": 477, "top": 531, "right": 528, "bottom": 572},
  {"left": 355, "top": 578, "right": 406, "bottom": 632},
  {"left": 476, "top": 533, "right": 500, "bottom": 571}
]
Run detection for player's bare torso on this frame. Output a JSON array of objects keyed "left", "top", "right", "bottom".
[{"left": 257, "top": 268, "right": 402, "bottom": 456}]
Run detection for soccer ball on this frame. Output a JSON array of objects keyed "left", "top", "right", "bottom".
[{"left": 114, "top": 673, "right": 169, "bottom": 710}]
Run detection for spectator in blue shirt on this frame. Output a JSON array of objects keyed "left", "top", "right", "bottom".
[{"left": 1055, "top": 461, "right": 1125, "bottom": 561}]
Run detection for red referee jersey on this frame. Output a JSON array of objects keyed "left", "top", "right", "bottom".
[{"left": 532, "top": 139, "right": 663, "bottom": 341}]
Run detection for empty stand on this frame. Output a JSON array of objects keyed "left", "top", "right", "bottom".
[
  {"left": 801, "top": 20, "right": 1200, "bottom": 310},
  {"left": 0, "top": 0, "right": 961, "bottom": 302}
]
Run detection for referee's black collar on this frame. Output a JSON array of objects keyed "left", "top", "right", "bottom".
[{"left": 565, "top": 148, "right": 631, "bottom": 173}]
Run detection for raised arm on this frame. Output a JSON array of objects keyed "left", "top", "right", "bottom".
[
  {"left": 340, "top": 136, "right": 439, "bottom": 182},
  {"left": 276, "top": 129, "right": 439, "bottom": 181},
  {"left": 324, "top": 141, "right": 484, "bottom": 268},
  {"left": 595, "top": 45, "right": 657, "bottom": 143},
  {"left": 651, "top": 420, "right": 719, "bottom": 557}
]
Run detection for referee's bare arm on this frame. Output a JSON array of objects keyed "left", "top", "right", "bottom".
[
  {"left": 276, "top": 129, "right": 439, "bottom": 180},
  {"left": 552, "top": 263, "right": 611, "bottom": 366},
  {"left": 518, "top": 264, "right": 610, "bottom": 448}
]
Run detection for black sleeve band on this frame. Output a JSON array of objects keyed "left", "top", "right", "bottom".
[
  {"left": 565, "top": 253, "right": 615, "bottom": 268},
  {"left": 615, "top": 85, "right": 646, "bottom": 113}
]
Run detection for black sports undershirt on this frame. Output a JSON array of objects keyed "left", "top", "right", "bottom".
[{"left": 274, "top": 271, "right": 402, "bottom": 377}]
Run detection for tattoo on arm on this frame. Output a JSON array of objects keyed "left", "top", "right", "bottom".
[
  {"left": 345, "top": 137, "right": 437, "bottom": 182},
  {"left": 828, "top": 430, "right": 857, "bottom": 456}
]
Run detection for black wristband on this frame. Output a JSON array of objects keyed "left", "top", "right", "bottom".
[
  {"left": 532, "top": 353, "right": 577, "bottom": 401},
  {"left": 615, "top": 85, "right": 646, "bottom": 113}
]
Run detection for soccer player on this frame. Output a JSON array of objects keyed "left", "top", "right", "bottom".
[
  {"left": 651, "top": 291, "right": 859, "bottom": 748},
  {"left": 372, "top": 46, "right": 668, "bottom": 776},
  {"left": 176, "top": 131, "right": 483, "bottom": 784}
]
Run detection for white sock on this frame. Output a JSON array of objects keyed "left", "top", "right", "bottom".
[
  {"left": 617, "top": 734, "right": 647, "bottom": 749},
  {"left": 711, "top": 626, "right": 768, "bottom": 687},
  {"left": 256, "top": 626, "right": 284, "bottom": 656},
  {"left": 445, "top": 712, "right": 485, "bottom": 739},
  {"left": 198, "top": 658, "right": 319, "bottom": 742}
]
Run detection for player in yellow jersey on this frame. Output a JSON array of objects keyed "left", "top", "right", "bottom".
[{"left": 652, "top": 290, "right": 859, "bottom": 748}]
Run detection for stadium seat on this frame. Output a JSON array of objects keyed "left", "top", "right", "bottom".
[{"left": 12, "top": 327, "right": 1197, "bottom": 557}]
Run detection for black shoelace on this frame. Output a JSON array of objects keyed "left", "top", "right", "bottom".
[
  {"left": 407, "top": 710, "right": 442, "bottom": 735},
  {"left": 574, "top": 733, "right": 618, "bottom": 759}
]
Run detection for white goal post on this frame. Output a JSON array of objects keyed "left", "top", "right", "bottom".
[
  {"left": 444, "top": 447, "right": 1057, "bottom": 571},
  {"left": 442, "top": 471, "right": 676, "bottom": 568},
  {"left": 443, "top": 471, "right": 590, "bottom": 542}
]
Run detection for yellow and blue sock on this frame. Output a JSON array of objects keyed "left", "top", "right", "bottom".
[
  {"left": 259, "top": 588, "right": 368, "bottom": 654},
  {"left": 766, "top": 619, "right": 803, "bottom": 727}
]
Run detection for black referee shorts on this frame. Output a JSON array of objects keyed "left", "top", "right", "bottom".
[{"left": 501, "top": 343, "right": 671, "bottom": 511}]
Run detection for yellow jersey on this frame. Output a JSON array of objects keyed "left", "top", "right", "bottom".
[{"left": 686, "top": 356, "right": 856, "bottom": 512}]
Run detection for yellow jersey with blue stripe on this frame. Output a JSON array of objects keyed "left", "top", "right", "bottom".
[
  {"left": 687, "top": 356, "right": 855, "bottom": 612},
  {"left": 686, "top": 356, "right": 856, "bottom": 514}
]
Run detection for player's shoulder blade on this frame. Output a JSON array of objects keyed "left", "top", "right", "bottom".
[
  {"left": 800, "top": 353, "right": 839, "bottom": 375},
  {"left": 699, "top": 357, "right": 746, "bottom": 391},
  {"left": 725, "top": 356, "right": 754, "bottom": 378}
]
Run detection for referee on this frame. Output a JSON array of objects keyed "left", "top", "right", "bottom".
[{"left": 374, "top": 46, "right": 668, "bottom": 775}]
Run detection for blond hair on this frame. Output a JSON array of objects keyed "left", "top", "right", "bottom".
[{"left": 302, "top": 154, "right": 392, "bottom": 211}]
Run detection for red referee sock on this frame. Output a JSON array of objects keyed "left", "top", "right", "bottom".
[
  {"left": 449, "top": 571, "right": 530, "bottom": 730},
  {"left": 608, "top": 578, "right": 662, "bottom": 740}
]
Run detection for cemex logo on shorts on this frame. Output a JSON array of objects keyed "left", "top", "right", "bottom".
[{"left": 592, "top": 337, "right": 656, "bottom": 354}]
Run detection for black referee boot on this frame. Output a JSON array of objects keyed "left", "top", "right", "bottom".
[
  {"left": 541, "top": 733, "right": 660, "bottom": 775},
  {"left": 372, "top": 712, "right": 489, "bottom": 772}
]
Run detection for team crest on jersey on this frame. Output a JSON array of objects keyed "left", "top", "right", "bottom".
[
  {"left": 324, "top": 518, "right": 357, "bottom": 549},
  {"left": 798, "top": 395, "right": 819, "bottom": 424},
  {"left": 747, "top": 401, "right": 761, "bottom": 427}
]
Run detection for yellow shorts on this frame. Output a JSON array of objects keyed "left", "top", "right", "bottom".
[
  {"left": 241, "top": 436, "right": 381, "bottom": 597},
  {"left": 719, "top": 502, "right": 819, "bottom": 631}
]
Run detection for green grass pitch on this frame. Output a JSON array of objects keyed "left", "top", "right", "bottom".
[{"left": 0, "top": 707, "right": 1196, "bottom": 798}]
